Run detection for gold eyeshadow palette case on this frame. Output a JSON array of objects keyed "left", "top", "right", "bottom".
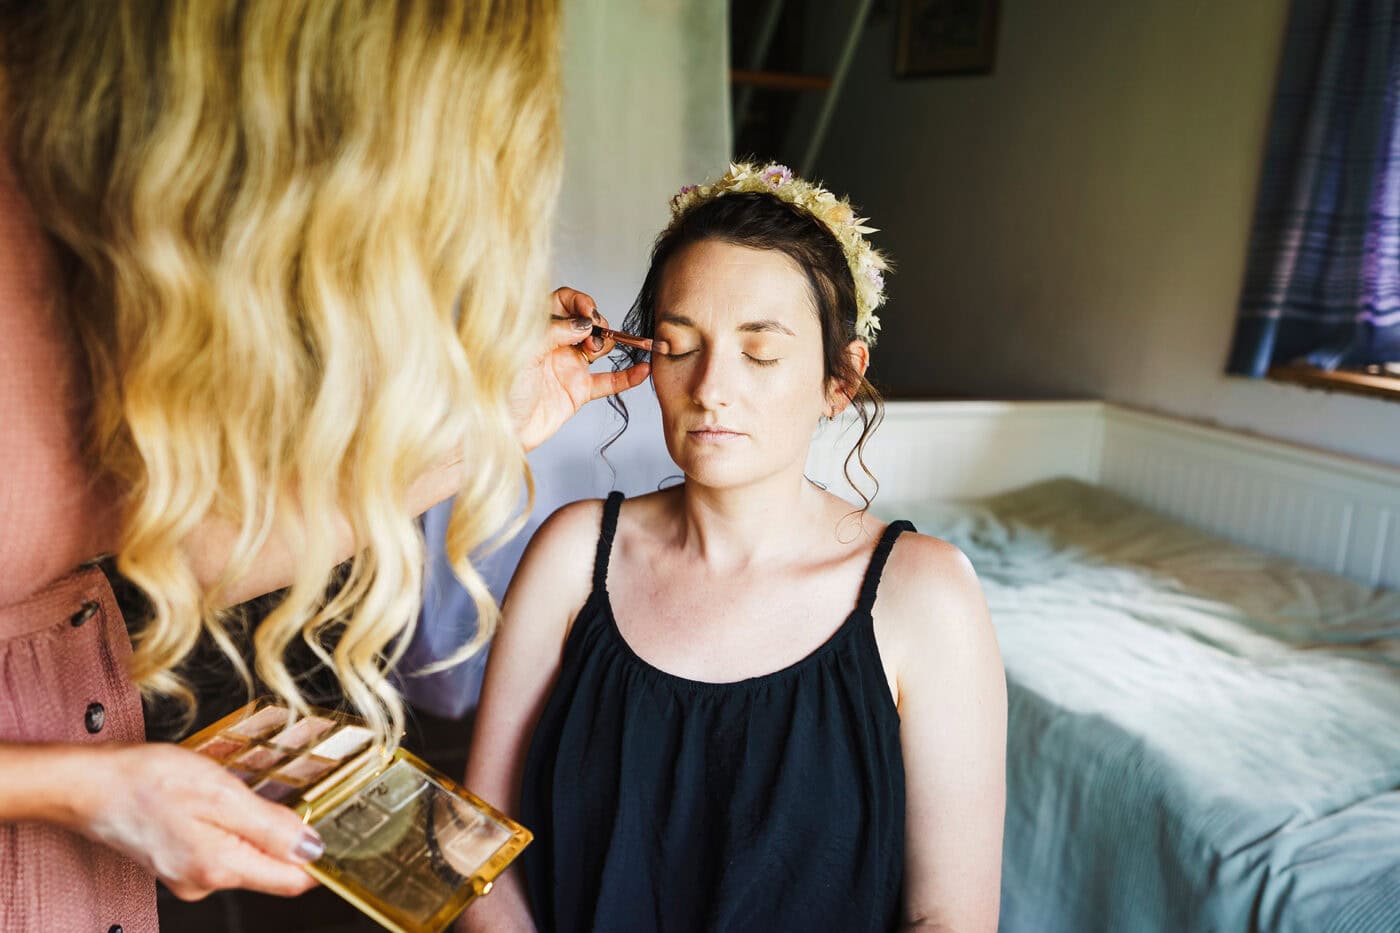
[{"left": 180, "top": 697, "right": 530, "bottom": 933}]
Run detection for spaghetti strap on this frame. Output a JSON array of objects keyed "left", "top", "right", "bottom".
[
  {"left": 855, "top": 519, "right": 916, "bottom": 615},
  {"left": 592, "top": 491, "right": 625, "bottom": 593}
]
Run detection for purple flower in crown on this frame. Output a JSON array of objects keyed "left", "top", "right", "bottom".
[
  {"left": 762, "top": 164, "right": 793, "bottom": 187},
  {"left": 865, "top": 266, "right": 885, "bottom": 291},
  {"left": 670, "top": 184, "right": 698, "bottom": 210}
]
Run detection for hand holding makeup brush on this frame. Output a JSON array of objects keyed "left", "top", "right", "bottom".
[{"left": 508, "top": 287, "right": 665, "bottom": 452}]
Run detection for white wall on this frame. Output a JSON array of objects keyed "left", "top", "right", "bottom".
[
  {"left": 812, "top": 0, "right": 1400, "bottom": 468},
  {"left": 405, "top": 1, "right": 731, "bottom": 717},
  {"left": 530, "top": 0, "right": 731, "bottom": 548}
]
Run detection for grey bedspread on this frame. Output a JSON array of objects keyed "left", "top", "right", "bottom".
[{"left": 881, "top": 479, "right": 1400, "bottom": 933}]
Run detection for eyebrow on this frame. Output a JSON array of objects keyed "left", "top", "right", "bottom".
[{"left": 657, "top": 313, "right": 797, "bottom": 337}]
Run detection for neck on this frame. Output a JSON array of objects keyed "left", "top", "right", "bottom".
[{"left": 674, "top": 463, "right": 827, "bottom": 572}]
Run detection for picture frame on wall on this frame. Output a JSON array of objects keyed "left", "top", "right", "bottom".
[{"left": 895, "top": 0, "right": 1001, "bottom": 78}]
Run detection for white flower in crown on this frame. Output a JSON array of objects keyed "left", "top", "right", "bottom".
[{"left": 669, "top": 162, "right": 889, "bottom": 343}]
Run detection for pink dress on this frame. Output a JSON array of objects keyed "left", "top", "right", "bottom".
[{"left": 0, "top": 156, "right": 159, "bottom": 929}]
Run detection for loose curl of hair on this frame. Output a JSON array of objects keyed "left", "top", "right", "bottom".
[
  {"left": 0, "top": 0, "right": 562, "bottom": 746},
  {"left": 612, "top": 190, "right": 887, "bottom": 510}
]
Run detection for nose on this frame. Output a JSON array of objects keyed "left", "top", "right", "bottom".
[{"left": 689, "top": 347, "right": 734, "bottom": 411}]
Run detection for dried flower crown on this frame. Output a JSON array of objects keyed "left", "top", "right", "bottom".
[{"left": 669, "top": 162, "right": 888, "bottom": 343}]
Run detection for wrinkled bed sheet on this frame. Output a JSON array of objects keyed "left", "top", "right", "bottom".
[{"left": 879, "top": 479, "right": 1400, "bottom": 933}]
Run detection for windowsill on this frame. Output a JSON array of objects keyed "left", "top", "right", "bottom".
[{"left": 1267, "top": 364, "right": 1400, "bottom": 403}]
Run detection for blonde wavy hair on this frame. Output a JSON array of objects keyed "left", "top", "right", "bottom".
[{"left": 1, "top": 0, "right": 561, "bottom": 745}]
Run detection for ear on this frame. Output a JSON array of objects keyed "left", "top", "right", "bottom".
[{"left": 825, "top": 339, "right": 870, "bottom": 418}]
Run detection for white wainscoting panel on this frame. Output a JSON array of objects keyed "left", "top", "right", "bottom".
[
  {"left": 1100, "top": 406, "right": 1400, "bottom": 589},
  {"left": 807, "top": 400, "right": 1104, "bottom": 505},
  {"left": 810, "top": 400, "right": 1400, "bottom": 589}
]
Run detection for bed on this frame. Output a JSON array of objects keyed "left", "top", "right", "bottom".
[{"left": 806, "top": 401, "right": 1400, "bottom": 932}]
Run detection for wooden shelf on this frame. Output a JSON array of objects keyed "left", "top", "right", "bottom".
[
  {"left": 1267, "top": 363, "right": 1400, "bottom": 403},
  {"left": 729, "top": 68, "right": 833, "bottom": 92}
]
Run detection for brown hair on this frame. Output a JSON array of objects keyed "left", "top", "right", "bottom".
[{"left": 613, "top": 190, "right": 886, "bottom": 508}]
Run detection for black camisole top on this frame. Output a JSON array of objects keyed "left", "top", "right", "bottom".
[{"left": 520, "top": 492, "right": 913, "bottom": 932}]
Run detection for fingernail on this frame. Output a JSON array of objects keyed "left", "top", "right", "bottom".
[
  {"left": 571, "top": 316, "right": 592, "bottom": 331},
  {"left": 291, "top": 827, "right": 324, "bottom": 863},
  {"left": 591, "top": 309, "right": 603, "bottom": 323}
]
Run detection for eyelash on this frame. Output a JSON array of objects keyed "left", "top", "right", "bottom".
[{"left": 659, "top": 350, "right": 779, "bottom": 367}]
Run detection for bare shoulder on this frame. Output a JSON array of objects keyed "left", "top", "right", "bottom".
[
  {"left": 880, "top": 530, "right": 983, "bottom": 614},
  {"left": 527, "top": 497, "right": 608, "bottom": 556},
  {"left": 873, "top": 530, "right": 1002, "bottom": 700},
  {"left": 502, "top": 497, "right": 608, "bottom": 627}
]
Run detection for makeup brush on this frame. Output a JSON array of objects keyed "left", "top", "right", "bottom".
[
  {"left": 590, "top": 324, "right": 652, "bottom": 351},
  {"left": 550, "top": 314, "right": 655, "bottom": 352}
]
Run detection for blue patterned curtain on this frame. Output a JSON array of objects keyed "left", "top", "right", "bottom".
[{"left": 1228, "top": 0, "right": 1400, "bottom": 376}]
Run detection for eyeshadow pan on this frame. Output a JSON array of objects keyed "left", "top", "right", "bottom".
[
  {"left": 310, "top": 725, "right": 373, "bottom": 760},
  {"left": 440, "top": 808, "right": 512, "bottom": 874},
  {"left": 254, "top": 779, "right": 301, "bottom": 804},
  {"left": 334, "top": 797, "right": 392, "bottom": 838},
  {"left": 195, "top": 736, "right": 245, "bottom": 760},
  {"left": 233, "top": 745, "right": 287, "bottom": 770},
  {"left": 341, "top": 854, "right": 402, "bottom": 889},
  {"left": 226, "top": 705, "right": 289, "bottom": 738},
  {"left": 382, "top": 876, "right": 441, "bottom": 922},
  {"left": 315, "top": 819, "right": 360, "bottom": 856},
  {"left": 228, "top": 767, "right": 258, "bottom": 784},
  {"left": 276, "top": 755, "right": 338, "bottom": 784},
  {"left": 456, "top": 823, "right": 512, "bottom": 862},
  {"left": 365, "top": 761, "right": 428, "bottom": 813},
  {"left": 272, "top": 716, "right": 335, "bottom": 749}
]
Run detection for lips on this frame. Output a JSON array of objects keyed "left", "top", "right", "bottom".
[{"left": 687, "top": 425, "right": 745, "bottom": 439}]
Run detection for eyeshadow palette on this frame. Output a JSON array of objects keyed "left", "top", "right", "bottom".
[{"left": 181, "top": 697, "right": 530, "bottom": 933}]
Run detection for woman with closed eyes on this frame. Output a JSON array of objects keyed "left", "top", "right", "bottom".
[{"left": 463, "top": 165, "right": 1007, "bottom": 933}]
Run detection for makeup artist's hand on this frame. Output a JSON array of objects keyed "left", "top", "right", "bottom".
[
  {"left": 509, "top": 287, "right": 656, "bottom": 452},
  {"left": 71, "top": 743, "right": 323, "bottom": 900}
]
